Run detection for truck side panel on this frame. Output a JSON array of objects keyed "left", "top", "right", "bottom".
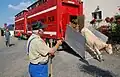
[{"left": 58, "top": 2, "right": 83, "bottom": 38}]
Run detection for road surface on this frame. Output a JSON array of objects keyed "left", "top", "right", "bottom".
[{"left": 0, "top": 36, "right": 120, "bottom": 77}]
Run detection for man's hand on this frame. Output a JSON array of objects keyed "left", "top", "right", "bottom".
[
  {"left": 49, "top": 48, "right": 55, "bottom": 55},
  {"left": 49, "top": 39, "right": 63, "bottom": 56},
  {"left": 49, "top": 53, "right": 55, "bottom": 58},
  {"left": 57, "top": 40, "right": 63, "bottom": 45}
]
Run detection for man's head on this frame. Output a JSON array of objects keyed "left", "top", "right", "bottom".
[{"left": 37, "top": 29, "right": 44, "bottom": 37}]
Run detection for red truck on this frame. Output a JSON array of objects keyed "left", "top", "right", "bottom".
[
  {"left": 15, "top": 0, "right": 83, "bottom": 38},
  {"left": 14, "top": 0, "right": 85, "bottom": 59}
]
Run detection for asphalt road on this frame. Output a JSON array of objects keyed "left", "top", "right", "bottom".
[
  {"left": 0, "top": 36, "right": 28, "bottom": 77},
  {"left": 0, "top": 36, "right": 120, "bottom": 77}
]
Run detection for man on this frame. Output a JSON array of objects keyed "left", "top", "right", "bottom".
[
  {"left": 4, "top": 28, "right": 11, "bottom": 47},
  {"left": 27, "top": 29, "right": 62, "bottom": 77}
]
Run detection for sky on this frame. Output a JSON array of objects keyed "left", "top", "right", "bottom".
[
  {"left": 0, "top": 0, "right": 35, "bottom": 27},
  {"left": 0, "top": 0, "right": 120, "bottom": 27}
]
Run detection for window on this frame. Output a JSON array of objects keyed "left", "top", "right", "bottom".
[
  {"left": 48, "top": 16, "right": 54, "bottom": 22},
  {"left": 27, "top": 0, "right": 48, "bottom": 10},
  {"left": 15, "top": 11, "right": 25, "bottom": 17},
  {"left": 40, "top": 18, "right": 46, "bottom": 23},
  {"left": 70, "top": 15, "right": 77, "bottom": 24},
  {"left": 32, "top": 4, "right": 36, "bottom": 9},
  {"left": 92, "top": 11, "right": 102, "bottom": 20}
]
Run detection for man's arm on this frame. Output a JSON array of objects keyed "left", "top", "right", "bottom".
[
  {"left": 49, "top": 40, "right": 62, "bottom": 56},
  {"left": 36, "top": 39, "right": 62, "bottom": 57}
]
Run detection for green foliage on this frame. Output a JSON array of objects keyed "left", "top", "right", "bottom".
[
  {"left": 111, "top": 23, "right": 117, "bottom": 32},
  {"left": 114, "top": 15, "right": 120, "bottom": 20},
  {"left": 96, "top": 19, "right": 102, "bottom": 23},
  {"left": 110, "top": 14, "right": 120, "bottom": 36}
]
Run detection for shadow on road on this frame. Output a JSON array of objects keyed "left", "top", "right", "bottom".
[
  {"left": 9, "top": 44, "right": 15, "bottom": 47},
  {"left": 60, "top": 42, "right": 90, "bottom": 65},
  {"left": 78, "top": 64, "right": 118, "bottom": 77},
  {"left": 61, "top": 42, "right": 82, "bottom": 58}
]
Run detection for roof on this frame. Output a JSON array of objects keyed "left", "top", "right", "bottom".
[
  {"left": 15, "top": 10, "right": 28, "bottom": 17},
  {"left": 27, "top": 0, "right": 39, "bottom": 9},
  {"left": 27, "top": 0, "right": 47, "bottom": 10}
]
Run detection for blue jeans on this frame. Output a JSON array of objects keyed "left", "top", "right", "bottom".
[{"left": 29, "top": 63, "right": 48, "bottom": 77}]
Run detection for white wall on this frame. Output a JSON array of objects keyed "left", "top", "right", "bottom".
[{"left": 83, "top": 0, "right": 120, "bottom": 26}]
